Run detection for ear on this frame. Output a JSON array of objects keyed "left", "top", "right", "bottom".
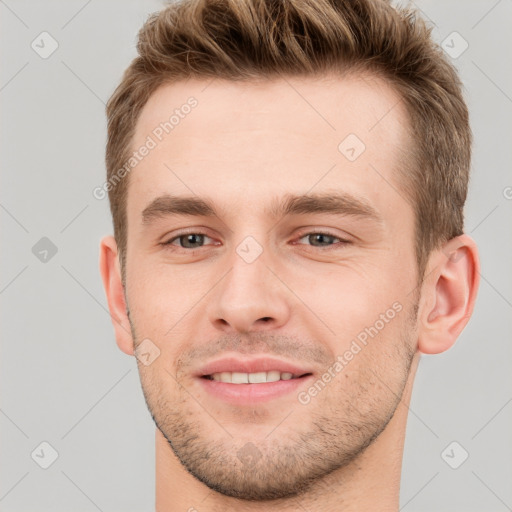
[
  {"left": 99, "top": 235, "right": 134, "bottom": 356},
  {"left": 417, "top": 234, "right": 480, "bottom": 354}
]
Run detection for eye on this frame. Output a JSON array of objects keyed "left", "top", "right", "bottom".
[
  {"left": 295, "top": 231, "right": 351, "bottom": 249},
  {"left": 160, "top": 230, "right": 351, "bottom": 252},
  {"left": 162, "top": 232, "right": 216, "bottom": 250}
]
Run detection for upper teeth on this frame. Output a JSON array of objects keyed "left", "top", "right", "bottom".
[{"left": 209, "top": 371, "right": 295, "bottom": 384}]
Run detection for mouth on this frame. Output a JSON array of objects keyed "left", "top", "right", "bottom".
[{"left": 195, "top": 356, "right": 314, "bottom": 404}]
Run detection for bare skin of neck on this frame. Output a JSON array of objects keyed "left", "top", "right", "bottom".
[{"left": 155, "top": 354, "right": 420, "bottom": 512}]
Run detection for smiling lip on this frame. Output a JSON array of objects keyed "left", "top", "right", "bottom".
[
  {"left": 196, "top": 356, "right": 312, "bottom": 377},
  {"left": 195, "top": 356, "right": 314, "bottom": 405}
]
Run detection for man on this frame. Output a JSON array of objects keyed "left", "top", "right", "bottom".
[{"left": 99, "top": 0, "right": 480, "bottom": 510}]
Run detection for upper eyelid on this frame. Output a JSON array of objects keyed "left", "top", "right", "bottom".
[{"left": 295, "top": 230, "right": 347, "bottom": 240}]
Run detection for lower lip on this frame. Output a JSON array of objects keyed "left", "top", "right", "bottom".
[{"left": 197, "top": 375, "right": 313, "bottom": 405}]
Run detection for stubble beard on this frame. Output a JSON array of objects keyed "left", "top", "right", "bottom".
[{"left": 133, "top": 329, "right": 416, "bottom": 501}]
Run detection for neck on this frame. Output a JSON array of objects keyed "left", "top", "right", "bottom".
[{"left": 155, "top": 354, "right": 420, "bottom": 512}]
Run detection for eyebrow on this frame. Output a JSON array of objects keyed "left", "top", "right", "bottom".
[{"left": 141, "top": 192, "right": 383, "bottom": 225}]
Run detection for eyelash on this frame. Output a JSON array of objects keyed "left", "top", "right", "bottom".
[{"left": 161, "top": 230, "right": 351, "bottom": 252}]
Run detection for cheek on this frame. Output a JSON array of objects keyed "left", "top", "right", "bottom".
[
  {"left": 321, "top": 320, "right": 413, "bottom": 414},
  {"left": 126, "top": 266, "right": 196, "bottom": 336},
  {"left": 295, "top": 265, "right": 407, "bottom": 343}
]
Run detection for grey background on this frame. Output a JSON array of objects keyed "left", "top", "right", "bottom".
[{"left": 1, "top": 0, "right": 511, "bottom": 510}]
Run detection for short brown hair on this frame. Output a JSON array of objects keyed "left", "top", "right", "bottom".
[{"left": 105, "top": 0, "right": 471, "bottom": 284}]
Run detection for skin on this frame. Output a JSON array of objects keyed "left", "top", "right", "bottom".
[{"left": 99, "top": 73, "right": 480, "bottom": 512}]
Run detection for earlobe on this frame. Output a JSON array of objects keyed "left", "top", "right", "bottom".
[
  {"left": 417, "top": 234, "right": 480, "bottom": 355},
  {"left": 99, "top": 235, "right": 135, "bottom": 356}
]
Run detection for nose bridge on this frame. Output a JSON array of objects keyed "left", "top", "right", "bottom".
[{"left": 208, "top": 234, "right": 291, "bottom": 333}]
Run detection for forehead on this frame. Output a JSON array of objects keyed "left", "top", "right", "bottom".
[{"left": 127, "top": 73, "right": 411, "bottom": 224}]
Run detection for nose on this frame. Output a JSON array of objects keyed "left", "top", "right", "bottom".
[{"left": 207, "top": 246, "right": 291, "bottom": 334}]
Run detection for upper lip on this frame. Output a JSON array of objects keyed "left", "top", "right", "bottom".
[{"left": 196, "top": 356, "right": 313, "bottom": 377}]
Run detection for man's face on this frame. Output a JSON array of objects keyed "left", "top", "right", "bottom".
[{"left": 124, "top": 73, "right": 419, "bottom": 499}]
